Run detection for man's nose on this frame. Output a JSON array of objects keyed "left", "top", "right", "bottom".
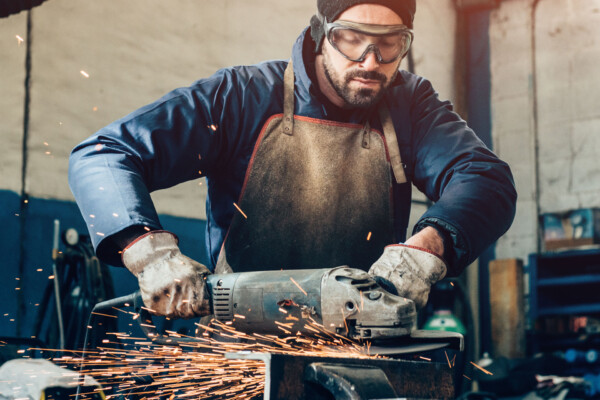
[{"left": 359, "top": 50, "right": 380, "bottom": 71}]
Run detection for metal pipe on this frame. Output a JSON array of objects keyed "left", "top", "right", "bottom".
[
  {"left": 530, "top": 0, "right": 542, "bottom": 254},
  {"left": 51, "top": 219, "right": 65, "bottom": 349}
]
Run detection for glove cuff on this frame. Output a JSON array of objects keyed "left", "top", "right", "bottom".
[
  {"left": 385, "top": 244, "right": 445, "bottom": 262},
  {"left": 122, "top": 230, "right": 179, "bottom": 276},
  {"left": 383, "top": 244, "right": 447, "bottom": 284}
]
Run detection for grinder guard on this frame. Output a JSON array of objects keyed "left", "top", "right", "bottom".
[{"left": 321, "top": 267, "right": 416, "bottom": 339}]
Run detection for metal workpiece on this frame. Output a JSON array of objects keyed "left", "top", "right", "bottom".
[
  {"left": 226, "top": 352, "right": 456, "bottom": 400},
  {"left": 205, "top": 267, "right": 417, "bottom": 340},
  {"left": 304, "top": 362, "right": 398, "bottom": 400}
]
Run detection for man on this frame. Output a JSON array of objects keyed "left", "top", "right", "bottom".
[{"left": 69, "top": 0, "right": 517, "bottom": 319}]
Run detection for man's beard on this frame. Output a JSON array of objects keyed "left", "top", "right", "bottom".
[{"left": 322, "top": 48, "right": 396, "bottom": 109}]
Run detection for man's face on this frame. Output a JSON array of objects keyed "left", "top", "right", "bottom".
[{"left": 316, "top": 4, "right": 405, "bottom": 109}]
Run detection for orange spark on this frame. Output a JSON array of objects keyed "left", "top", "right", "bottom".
[
  {"left": 470, "top": 361, "right": 493, "bottom": 375},
  {"left": 360, "top": 291, "right": 364, "bottom": 312},
  {"left": 289, "top": 277, "right": 307, "bottom": 296},
  {"left": 445, "top": 351, "right": 452, "bottom": 368},
  {"left": 80, "top": 70, "right": 90, "bottom": 78},
  {"left": 233, "top": 202, "right": 248, "bottom": 219},
  {"left": 341, "top": 307, "right": 349, "bottom": 335},
  {"left": 366, "top": 231, "right": 372, "bottom": 241},
  {"left": 419, "top": 356, "right": 431, "bottom": 361},
  {"left": 16, "top": 35, "right": 24, "bottom": 45},
  {"left": 91, "top": 312, "right": 117, "bottom": 319},
  {"left": 53, "top": 311, "right": 390, "bottom": 400}
]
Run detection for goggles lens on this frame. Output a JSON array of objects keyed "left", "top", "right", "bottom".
[{"left": 325, "top": 21, "right": 413, "bottom": 64}]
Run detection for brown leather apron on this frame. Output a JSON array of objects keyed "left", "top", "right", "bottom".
[{"left": 215, "top": 62, "right": 407, "bottom": 274}]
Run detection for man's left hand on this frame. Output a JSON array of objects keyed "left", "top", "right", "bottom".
[{"left": 368, "top": 244, "right": 447, "bottom": 309}]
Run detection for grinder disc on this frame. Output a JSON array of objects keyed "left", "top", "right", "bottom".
[{"left": 366, "top": 341, "right": 450, "bottom": 356}]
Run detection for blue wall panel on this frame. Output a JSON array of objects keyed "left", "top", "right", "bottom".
[
  {"left": 0, "top": 189, "right": 207, "bottom": 341},
  {"left": 0, "top": 191, "right": 22, "bottom": 337}
]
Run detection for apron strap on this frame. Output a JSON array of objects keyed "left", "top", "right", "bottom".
[
  {"left": 283, "top": 61, "right": 295, "bottom": 136},
  {"left": 378, "top": 105, "right": 408, "bottom": 184}
]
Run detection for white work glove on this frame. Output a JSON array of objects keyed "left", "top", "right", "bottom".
[
  {"left": 368, "top": 244, "right": 447, "bottom": 309},
  {"left": 122, "top": 231, "right": 211, "bottom": 319}
]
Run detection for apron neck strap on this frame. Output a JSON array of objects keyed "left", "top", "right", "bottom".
[
  {"left": 283, "top": 61, "right": 295, "bottom": 136},
  {"left": 378, "top": 105, "right": 408, "bottom": 184}
]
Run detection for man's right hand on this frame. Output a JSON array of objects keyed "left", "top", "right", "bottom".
[{"left": 121, "top": 231, "right": 211, "bottom": 319}]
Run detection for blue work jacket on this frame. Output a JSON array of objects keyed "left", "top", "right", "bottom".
[{"left": 69, "top": 29, "right": 517, "bottom": 275}]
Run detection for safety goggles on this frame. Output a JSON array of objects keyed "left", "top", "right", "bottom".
[{"left": 323, "top": 18, "right": 413, "bottom": 64}]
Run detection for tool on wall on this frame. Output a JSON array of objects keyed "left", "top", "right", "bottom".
[{"left": 33, "top": 225, "right": 116, "bottom": 351}]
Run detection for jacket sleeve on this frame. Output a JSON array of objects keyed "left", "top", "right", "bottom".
[
  {"left": 68, "top": 70, "right": 242, "bottom": 267},
  {"left": 408, "top": 77, "right": 517, "bottom": 276}
]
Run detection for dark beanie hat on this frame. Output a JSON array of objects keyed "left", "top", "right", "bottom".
[{"left": 310, "top": 0, "right": 416, "bottom": 52}]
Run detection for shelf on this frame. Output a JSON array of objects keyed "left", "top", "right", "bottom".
[
  {"left": 538, "top": 247, "right": 600, "bottom": 259},
  {"left": 528, "top": 250, "right": 600, "bottom": 359},
  {"left": 537, "top": 274, "right": 600, "bottom": 287},
  {"left": 530, "top": 332, "right": 600, "bottom": 350},
  {"left": 537, "top": 303, "right": 600, "bottom": 317}
]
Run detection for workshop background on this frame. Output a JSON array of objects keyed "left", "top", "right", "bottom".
[{"left": 1, "top": 0, "right": 600, "bottom": 397}]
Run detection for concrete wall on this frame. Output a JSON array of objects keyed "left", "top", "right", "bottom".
[
  {"left": 1, "top": 0, "right": 457, "bottom": 225},
  {"left": 411, "top": 0, "right": 457, "bottom": 105},
  {"left": 1, "top": 11, "right": 26, "bottom": 194},
  {"left": 491, "top": 0, "right": 600, "bottom": 262},
  {"left": 15, "top": 0, "right": 319, "bottom": 219}
]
